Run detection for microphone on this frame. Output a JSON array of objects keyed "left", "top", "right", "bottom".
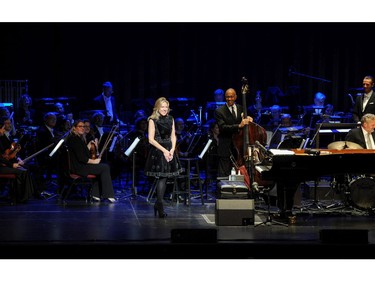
[
  {"left": 255, "top": 140, "right": 272, "bottom": 157},
  {"left": 304, "top": 148, "right": 320, "bottom": 156}
]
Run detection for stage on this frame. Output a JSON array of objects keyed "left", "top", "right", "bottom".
[{"left": 1, "top": 176, "right": 375, "bottom": 259}]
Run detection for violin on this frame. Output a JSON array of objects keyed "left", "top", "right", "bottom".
[
  {"left": 2, "top": 142, "right": 21, "bottom": 161},
  {"left": 89, "top": 140, "right": 99, "bottom": 160}
]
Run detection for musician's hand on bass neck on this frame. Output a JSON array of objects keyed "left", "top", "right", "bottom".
[{"left": 239, "top": 116, "right": 253, "bottom": 128}]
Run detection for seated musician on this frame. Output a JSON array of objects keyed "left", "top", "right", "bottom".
[
  {"left": 345, "top": 113, "right": 375, "bottom": 149},
  {"left": 17, "top": 94, "right": 35, "bottom": 126},
  {"left": 126, "top": 116, "right": 150, "bottom": 186},
  {"left": 205, "top": 119, "right": 220, "bottom": 183},
  {"left": 267, "top": 113, "right": 300, "bottom": 149},
  {"left": 90, "top": 111, "right": 122, "bottom": 178},
  {"left": 0, "top": 118, "right": 35, "bottom": 203},
  {"left": 0, "top": 106, "right": 16, "bottom": 137},
  {"left": 318, "top": 104, "right": 334, "bottom": 123},
  {"left": 175, "top": 117, "right": 191, "bottom": 158},
  {"left": 35, "top": 112, "right": 59, "bottom": 185},
  {"left": 126, "top": 116, "right": 149, "bottom": 162},
  {"left": 90, "top": 111, "right": 107, "bottom": 159},
  {"left": 54, "top": 115, "right": 72, "bottom": 138},
  {"left": 65, "top": 120, "right": 116, "bottom": 203},
  {"left": 302, "top": 92, "right": 327, "bottom": 128}
]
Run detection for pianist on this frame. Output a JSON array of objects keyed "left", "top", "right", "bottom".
[{"left": 345, "top": 113, "right": 375, "bottom": 149}]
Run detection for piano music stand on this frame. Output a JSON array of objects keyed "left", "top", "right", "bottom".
[{"left": 255, "top": 185, "right": 288, "bottom": 227}]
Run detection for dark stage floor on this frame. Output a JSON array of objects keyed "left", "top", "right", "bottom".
[{"left": 1, "top": 177, "right": 375, "bottom": 259}]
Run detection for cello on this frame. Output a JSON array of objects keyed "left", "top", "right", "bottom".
[{"left": 232, "top": 77, "right": 268, "bottom": 190}]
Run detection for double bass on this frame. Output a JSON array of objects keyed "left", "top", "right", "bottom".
[{"left": 232, "top": 77, "right": 268, "bottom": 190}]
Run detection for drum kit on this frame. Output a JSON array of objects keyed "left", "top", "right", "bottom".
[{"left": 325, "top": 141, "right": 375, "bottom": 212}]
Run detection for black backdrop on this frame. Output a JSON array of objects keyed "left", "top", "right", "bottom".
[{"left": 1, "top": 22, "right": 374, "bottom": 122}]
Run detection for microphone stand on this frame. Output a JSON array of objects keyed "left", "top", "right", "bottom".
[{"left": 302, "top": 122, "right": 325, "bottom": 212}]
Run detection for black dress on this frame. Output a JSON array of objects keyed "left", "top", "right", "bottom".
[{"left": 144, "top": 115, "right": 183, "bottom": 178}]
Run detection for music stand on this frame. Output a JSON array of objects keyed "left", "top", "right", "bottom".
[
  {"left": 198, "top": 139, "right": 214, "bottom": 200},
  {"left": 120, "top": 137, "right": 145, "bottom": 200}
]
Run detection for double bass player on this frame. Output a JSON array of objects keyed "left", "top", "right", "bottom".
[{"left": 214, "top": 88, "right": 253, "bottom": 178}]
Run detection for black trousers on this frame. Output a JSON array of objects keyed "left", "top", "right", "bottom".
[
  {"left": 0, "top": 166, "right": 35, "bottom": 203},
  {"left": 80, "top": 163, "right": 115, "bottom": 198}
]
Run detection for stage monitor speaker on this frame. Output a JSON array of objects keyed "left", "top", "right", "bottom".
[
  {"left": 171, "top": 228, "right": 217, "bottom": 243},
  {"left": 215, "top": 199, "right": 254, "bottom": 226},
  {"left": 319, "top": 229, "right": 368, "bottom": 244}
]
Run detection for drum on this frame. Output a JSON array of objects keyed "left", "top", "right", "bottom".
[{"left": 349, "top": 177, "right": 375, "bottom": 210}]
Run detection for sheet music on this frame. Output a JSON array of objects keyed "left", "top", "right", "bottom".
[{"left": 269, "top": 149, "right": 295, "bottom": 155}]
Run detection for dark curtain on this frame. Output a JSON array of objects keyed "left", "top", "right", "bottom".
[{"left": 0, "top": 22, "right": 373, "bottom": 122}]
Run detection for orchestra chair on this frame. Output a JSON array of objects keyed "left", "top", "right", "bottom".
[
  {"left": 171, "top": 157, "right": 204, "bottom": 206},
  {"left": 58, "top": 146, "right": 95, "bottom": 204},
  {"left": 0, "top": 173, "right": 17, "bottom": 204}
]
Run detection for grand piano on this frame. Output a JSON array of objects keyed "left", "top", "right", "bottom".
[
  {"left": 256, "top": 148, "right": 375, "bottom": 182},
  {"left": 255, "top": 148, "right": 375, "bottom": 210}
]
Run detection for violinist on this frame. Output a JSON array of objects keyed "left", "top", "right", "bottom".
[
  {"left": 66, "top": 120, "right": 116, "bottom": 203},
  {"left": 214, "top": 88, "right": 253, "bottom": 177},
  {"left": 0, "top": 118, "right": 17, "bottom": 154},
  {"left": 0, "top": 107, "right": 16, "bottom": 137},
  {"left": 0, "top": 119, "right": 35, "bottom": 203}
]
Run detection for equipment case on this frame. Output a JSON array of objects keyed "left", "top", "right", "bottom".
[{"left": 217, "top": 180, "right": 250, "bottom": 199}]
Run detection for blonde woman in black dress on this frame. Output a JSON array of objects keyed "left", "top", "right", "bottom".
[{"left": 144, "top": 97, "right": 183, "bottom": 218}]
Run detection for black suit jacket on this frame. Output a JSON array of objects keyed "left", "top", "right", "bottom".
[
  {"left": 92, "top": 94, "right": 118, "bottom": 124},
  {"left": 352, "top": 92, "right": 375, "bottom": 122},
  {"left": 345, "top": 127, "right": 375, "bottom": 149},
  {"left": 0, "top": 134, "right": 13, "bottom": 153},
  {"left": 214, "top": 104, "right": 244, "bottom": 157}
]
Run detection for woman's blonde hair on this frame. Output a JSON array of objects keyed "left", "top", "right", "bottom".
[{"left": 148, "top": 97, "right": 170, "bottom": 120}]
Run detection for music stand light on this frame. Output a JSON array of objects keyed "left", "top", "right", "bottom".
[
  {"left": 198, "top": 139, "right": 212, "bottom": 159},
  {"left": 124, "top": 137, "right": 140, "bottom": 157},
  {"left": 49, "top": 139, "right": 65, "bottom": 158}
]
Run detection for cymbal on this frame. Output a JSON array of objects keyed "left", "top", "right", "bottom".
[{"left": 327, "top": 141, "right": 364, "bottom": 150}]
